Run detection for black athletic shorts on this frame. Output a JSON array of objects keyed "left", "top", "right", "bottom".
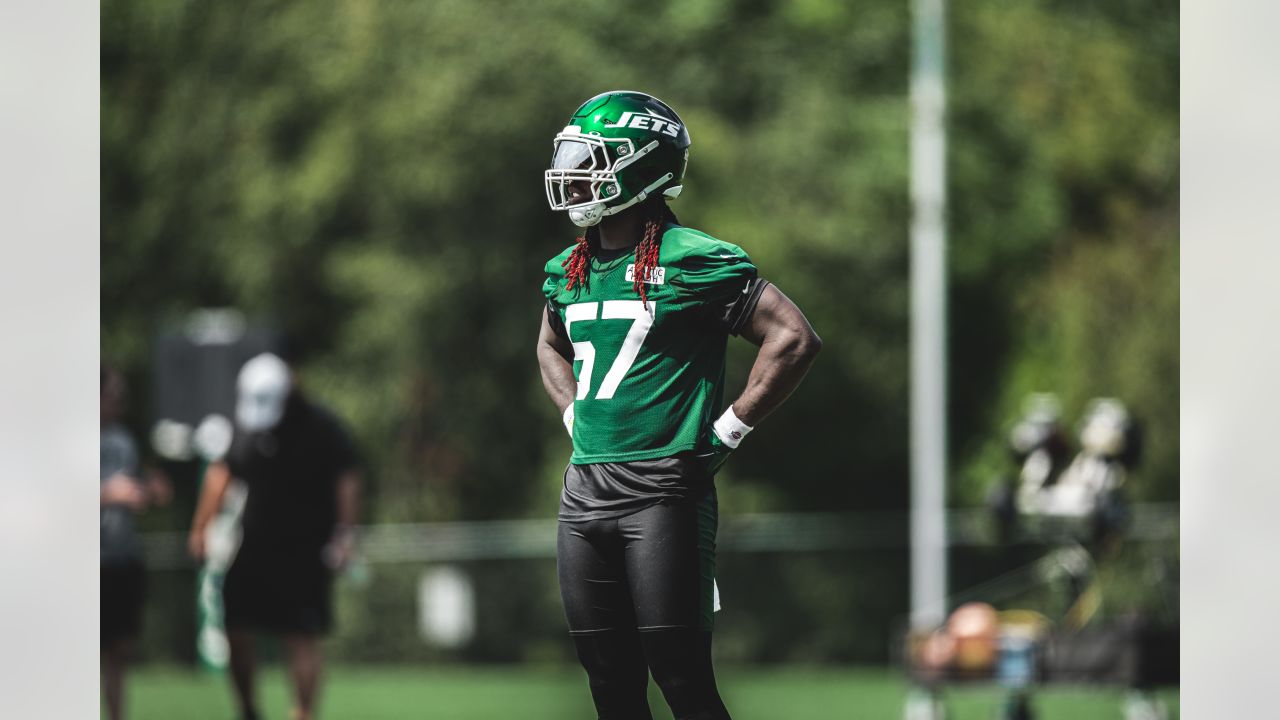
[
  {"left": 558, "top": 488, "right": 719, "bottom": 634},
  {"left": 223, "top": 546, "right": 333, "bottom": 635},
  {"left": 101, "top": 560, "right": 146, "bottom": 647}
]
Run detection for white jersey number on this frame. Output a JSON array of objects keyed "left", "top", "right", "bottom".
[{"left": 563, "top": 300, "right": 655, "bottom": 401}]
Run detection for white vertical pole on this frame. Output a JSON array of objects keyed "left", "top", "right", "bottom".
[{"left": 910, "top": 0, "right": 948, "bottom": 631}]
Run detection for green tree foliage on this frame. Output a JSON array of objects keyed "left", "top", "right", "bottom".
[
  {"left": 103, "top": 0, "right": 1176, "bottom": 662},
  {"left": 948, "top": 0, "right": 1179, "bottom": 500}
]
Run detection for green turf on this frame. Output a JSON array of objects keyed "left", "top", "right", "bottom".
[{"left": 120, "top": 665, "right": 1178, "bottom": 720}]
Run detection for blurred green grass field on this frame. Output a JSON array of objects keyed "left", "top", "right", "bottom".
[{"left": 122, "top": 666, "right": 1177, "bottom": 720}]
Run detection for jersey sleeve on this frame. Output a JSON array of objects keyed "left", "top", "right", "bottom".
[
  {"left": 673, "top": 242, "right": 757, "bottom": 299},
  {"left": 670, "top": 238, "right": 759, "bottom": 315},
  {"left": 716, "top": 277, "right": 771, "bottom": 336},
  {"left": 545, "top": 301, "right": 568, "bottom": 339},
  {"left": 542, "top": 245, "right": 576, "bottom": 306},
  {"left": 542, "top": 273, "right": 561, "bottom": 304}
]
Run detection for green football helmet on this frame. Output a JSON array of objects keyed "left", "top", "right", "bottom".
[{"left": 545, "top": 91, "right": 691, "bottom": 227}]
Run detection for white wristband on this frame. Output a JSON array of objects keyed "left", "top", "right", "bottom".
[
  {"left": 712, "top": 406, "right": 753, "bottom": 449},
  {"left": 562, "top": 404, "right": 575, "bottom": 437}
]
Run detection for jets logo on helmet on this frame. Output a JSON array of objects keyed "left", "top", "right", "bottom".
[
  {"left": 605, "top": 111, "right": 682, "bottom": 137},
  {"left": 545, "top": 91, "right": 691, "bottom": 228}
]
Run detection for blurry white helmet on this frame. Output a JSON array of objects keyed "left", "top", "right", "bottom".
[
  {"left": 236, "top": 353, "right": 291, "bottom": 432},
  {"left": 1009, "top": 393, "right": 1062, "bottom": 454},
  {"left": 1079, "top": 398, "right": 1129, "bottom": 457}
]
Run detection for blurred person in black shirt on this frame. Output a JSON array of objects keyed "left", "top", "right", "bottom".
[
  {"left": 101, "top": 365, "right": 171, "bottom": 720},
  {"left": 188, "top": 354, "right": 361, "bottom": 720}
]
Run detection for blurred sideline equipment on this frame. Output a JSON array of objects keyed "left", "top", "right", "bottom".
[
  {"left": 905, "top": 397, "right": 1172, "bottom": 719},
  {"left": 194, "top": 480, "right": 244, "bottom": 670},
  {"left": 948, "top": 602, "right": 999, "bottom": 671},
  {"left": 194, "top": 401, "right": 240, "bottom": 671},
  {"left": 152, "top": 309, "right": 280, "bottom": 462},
  {"left": 989, "top": 395, "right": 1141, "bottom": 544},
  {"left": 1018, "top": 398, "right": 1137, "bottom": 528}
]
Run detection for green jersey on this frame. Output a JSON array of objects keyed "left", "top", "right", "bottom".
[{"left": 543, "top": 223, "right": 758, "bottom": 464}]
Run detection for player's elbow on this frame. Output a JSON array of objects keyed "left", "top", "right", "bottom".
[
  {"left": 536, "top": 339, "right": 559, "bottom": 365},
  {"left": 804, "top": 327, "right": 822, "bottom": 357},
  {"left": 792, "top": 327, "right": 822, "bottom": 363},
  {"left": 775, "top": 326, "right": 821, "bottom": 365},
  {"left": 535, "top": 336, "right": 556, "bottom": 362}
]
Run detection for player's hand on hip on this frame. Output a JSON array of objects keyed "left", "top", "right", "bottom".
[
  {"left": 705, "top": 406, "right": 754, "bottom": 475},
  {"left": 704, "top": 430, "right": 734, "bottom": 476},
  {"left": 323, "top": 526, "right": 357, "bottom": 571},
  {"left": 187, "top": 528, "right": 206, "bottom": 561}
]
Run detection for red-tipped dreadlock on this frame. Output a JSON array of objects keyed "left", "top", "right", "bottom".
[
  {"left": 562, "top": 203, "right": 667, "bottom": 308},
  {"left": 631, "top": 212, "right": 664, "bottom": 308},
  {"left": 562, "top": 235, "right": 591, "bottom": 291}
]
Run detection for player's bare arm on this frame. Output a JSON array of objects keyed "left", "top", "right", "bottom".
[
  {"left": 325, "top": 468, "right": 363, "bottom": 570},
  {"left": 188, "top": 460, "right": 231, "bottom": 560},
  {"left": 537, "top": 309, "right": 577, "bottom": 415},
  {"left": 731, "top": 284, "right": 822, "bottom": 426},
  {"left": 335, "top": 469, "right": 362, "bottom": 528}
]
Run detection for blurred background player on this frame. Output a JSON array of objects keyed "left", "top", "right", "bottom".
[
  {"left": 188, "top": 353, "right": 362, "bottom": 720},
  {"left": 539, "top": 91, "right": 822, "bottom": 720},
  {"left": 101, "top": 364, "right": 171, "bottom": 720}
]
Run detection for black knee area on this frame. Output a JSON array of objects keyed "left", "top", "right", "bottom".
[
  {"left": 573, "top": 631, "right": 652, "bottom": 720},
  {"left": 640, "top": 629, "right": 730, "bottom": 720}
]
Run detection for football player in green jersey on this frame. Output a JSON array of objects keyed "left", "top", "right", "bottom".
[{"left": 538, "top": 91, "right": 821, "bottom": 720}]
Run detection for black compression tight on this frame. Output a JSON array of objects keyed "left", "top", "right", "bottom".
[
  {"left": 573, "top": 628, "right": 730, "bottom": 720},
  {"left": 573, "top": 629, "right": 649, "bottom": 719}
]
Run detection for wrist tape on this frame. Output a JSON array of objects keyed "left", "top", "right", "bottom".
[
  {"left": 563, "top": 404, "right": 575, "bottom": 437},
  {"left": 712, "top": 406, "right": 754, "bottom": 449}
]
